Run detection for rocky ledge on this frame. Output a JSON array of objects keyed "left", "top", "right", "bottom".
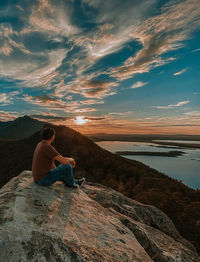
[{"left": 0, "top": 171, "right": 199, "bottom": 262}]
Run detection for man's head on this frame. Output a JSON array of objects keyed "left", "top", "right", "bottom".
[{"left": 42, "top": 127, "right": 55, "bottom": 143}]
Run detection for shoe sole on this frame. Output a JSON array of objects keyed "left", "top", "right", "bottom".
[{"left": 64, "top": 183, "right": 79, "bottom": 188}]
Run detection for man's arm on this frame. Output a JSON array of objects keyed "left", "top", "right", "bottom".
[{"left": 54, "top": 154, "right": 75, "bottom": 167}]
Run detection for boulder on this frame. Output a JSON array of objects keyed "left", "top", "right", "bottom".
[{"left": 0, "top": 171, "right": 199, "bottom": 262}]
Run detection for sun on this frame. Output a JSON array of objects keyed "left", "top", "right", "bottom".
[{"left": 74, "top": 116, "right": 91, "bottom": 125}]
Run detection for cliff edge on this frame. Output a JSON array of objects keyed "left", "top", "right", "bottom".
[{"left": 0, "top": 171, "right": 199, "bottom": 262}]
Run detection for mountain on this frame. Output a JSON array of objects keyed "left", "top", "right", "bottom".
[
  {"left": 0, "top": 115, "right": 46, "bottom": 140},
  {"left": 0, "top": 171, "right": 199, "bottom": 262},
  {"left": 0, "top": 122, "right": 199, "bottom": 255}
]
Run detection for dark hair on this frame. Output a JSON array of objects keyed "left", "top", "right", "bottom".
[{"left": 42, "top": 127, "right": 55, "bottom": 140}]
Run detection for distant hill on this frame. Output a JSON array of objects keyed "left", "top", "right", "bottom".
[
  {"left": 87, "top": 133, "right": 200, "bottom": 142},
  {"left": 0, "top": 122, "right": 199, "bottom": 254},
  {"left": 0, "top": 115, "right": 46, "bottom": 140}
]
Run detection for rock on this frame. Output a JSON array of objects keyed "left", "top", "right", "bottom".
[{"left": 0, "top": 171, "right": 199, "bottom": 262}]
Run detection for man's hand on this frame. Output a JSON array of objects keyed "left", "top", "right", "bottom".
[{"left": 54, "top": 154, "right": 76, "bottom": 167}]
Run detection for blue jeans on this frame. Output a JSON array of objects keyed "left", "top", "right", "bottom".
[{"left": 35, "top": 163, "right": 79, "bottom": 186}]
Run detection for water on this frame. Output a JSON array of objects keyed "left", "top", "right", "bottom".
[
  {"left": 153, "top": 140, "right": 200, "bottom": 144},
  {"left": 95, "top": 141, "right": 200, "bottom": 190}
]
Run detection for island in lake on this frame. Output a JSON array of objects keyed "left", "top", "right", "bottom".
[
  {"left": 115, "top": 150, "right": 186, "bottom": 157},
  {"left": 88, "top": 134, "right": 200, "bottom": 149}
]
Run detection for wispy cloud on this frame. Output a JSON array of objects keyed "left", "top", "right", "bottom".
[
  {"left": 184, "top": 111, "right": 200, "bottom": 117},
  {"left": 130, "top": 81, "right": 148, "bottom": 89},
  {"left": 0, "top": 110, "right": 19, "bottom": 121},
  {"left": 173, "top": 68, "right": 187, "bottom": 76},
  {"left": 80, "top": 99, "right": 104, "bottom": 105},
  {"left": 28, "top": 0, "right": 80, "bottom": 37},
  {"left": 110, "top": 0, "right": 200, "bottom": 80},
  {"left": 192, "top": 48, "right": 200, "bottom": 52},
  {"left": 108, "top": 111, "right": 132, "bottom": 116},
  {"left": 22, "top": 94, "right": 79, "bottom": 111},
  {"left": 58, "top": 78, "right": 119, "bottom": 99},
  {"left": 0, "top": 43, "right": 13, "bottom": 56},
  {"left": 152, "top": 100, "right": 190, "bottom": 109},
  {"left": 0, "top": 0, "right": 199, "bottom": 90},
  {"left": 0, "top": 91, "right": 20, "bottom": 106},
  {"left": 22, "top": 94, "right": 97, "bottom": 113}
]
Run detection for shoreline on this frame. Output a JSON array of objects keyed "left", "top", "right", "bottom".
[
  {"left": 94, "top": 138, "right": 200, "bottom": 149},
  {"left": 115, "top": 150, "right": 186, "bottom": 157}
]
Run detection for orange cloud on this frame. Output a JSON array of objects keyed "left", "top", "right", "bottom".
[{"left": 0, "top": 110, "right": 19, "bottom": 121}]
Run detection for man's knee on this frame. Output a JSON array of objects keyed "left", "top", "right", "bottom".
[
  {"left": 58, "top": 163, "right": 71, "bottom": 170},
  {"left": 63, "top": 163, "right": 73, "bottom": 176},
  {"left": 66, "top": 163, "right": 72, "bottom": 169}
]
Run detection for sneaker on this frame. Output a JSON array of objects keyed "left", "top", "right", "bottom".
[
  {"left": 64, "top": 182, "right": 79, "bottom": 188},
  {"left": 71, "top": 183, "right": 79, "bottom": 188},
  {"left": 77, "top": 177, "right": 85, "bottom": 188}
]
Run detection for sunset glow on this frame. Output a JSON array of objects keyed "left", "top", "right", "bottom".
[
  {"left": 0, "top": 0, "right": 199, "bottom": 135},
  {"left": 74, "top": 116, "right": 91, "bottom": 125}
]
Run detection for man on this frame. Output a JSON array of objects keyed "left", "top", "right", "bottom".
[{"left": 32, "top": 126, "right": 85, "bottom": 188}]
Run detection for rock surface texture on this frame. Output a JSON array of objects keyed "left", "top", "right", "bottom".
[{"left": 0, "top": 170, "right": 199, "bottom": 262}]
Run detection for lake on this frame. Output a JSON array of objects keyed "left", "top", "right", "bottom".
[{"left": 95, "top": 140, "right": 200, "bottom": 190}]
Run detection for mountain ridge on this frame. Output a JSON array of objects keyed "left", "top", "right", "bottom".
[{"left": 0, "top": 115, "right": 46, "bottom": 140}]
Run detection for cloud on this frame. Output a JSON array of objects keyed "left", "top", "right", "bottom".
[
  {"left": 76, "top": 0, "right": 155, "bottom": 59},
  {"left": 66, "top": 96, "right": 73, "bottom": 100},
  {"left": 28, "top": 0, "right": 80, "bottom": 37},
  {"left": 0, "top": 93, "right": 12, "bottom": 105},
  {"left": 73, "top": 116, "right": 91, "bottom": 125},
  {"left": 0, "top": 48, "right": 68, "bottom": 87},
  {"left": 184, "top": 111, "right": 200, "bottom": 118},
  {"left": 130, "top": 81, "right": 148, "bottom": 89},
  {"left": 22, "top": 94, "right": 80, "bottom": 112},
  {"left": 0, "top": 110, "right": 19, "bottom": 121},
  {"left": 0, "top": 91, "right": 20, "bottom": 106},
  {"left": 0, "top": 0, "right": 76, "bottom": 88},
  {"left": 11, "top": 109, "right": 198, "bottom": 135},
  {"left": 73, "top": 107, "right": 97, "bottom": 113},
  {"left": 0, "top": 43, "right": 13, "bottom": 56},
  {"left": 137, "top": 113, "right": 200, "bottom": 129},
  {"left": 30, "top": 114, "right": 70, "bottom": 121},
  {"left": 80, "top": 99, "right": 104, "bottom": 105},
  {"left": 0, "top": 0, "right": 199, "bottom": 91},
  {"left": 30, "top": 113, "right": 105, "bottom": 126},
  {"left": 60, "top": 78, "right": 119, "bottom": 99},
  {"left": 192, "top": 48, "right": 200, "bottom": 53},
  {"left": 108, "top": 111, "right": 132, "bottom": 116},
  {"left": 22, "top": 93, "right": 98, "bottom": 114},
  {"left": 109, "top": 0, "right": 200, "bottom": 80},
  {"left": 152, "top": 100, "right": 190, "bottom": 109},
  {"left": 0, "top": 24, "right": 32, "bottom": 56},
  {"left": 173, "top": 68, "right": 187, "bottom": 76}
]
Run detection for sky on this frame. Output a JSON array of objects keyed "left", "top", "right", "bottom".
[{"left": 0, "top": 0, "right": 200, "bottom": 135}]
